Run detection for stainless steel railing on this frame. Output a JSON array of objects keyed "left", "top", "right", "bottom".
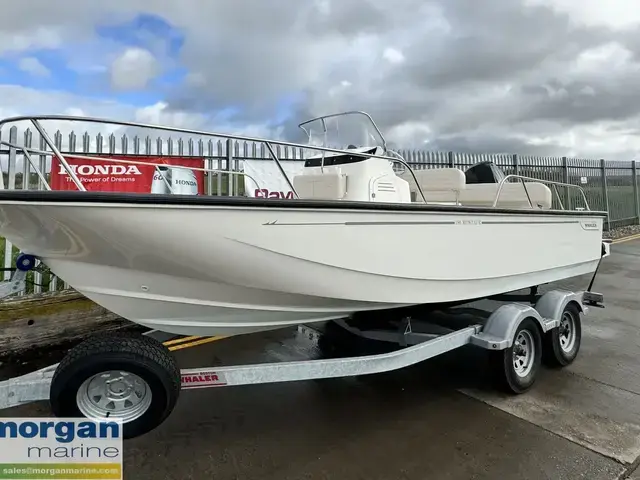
[
  {"left": 0, "top": 115, "right": 430, "bottom": 204},
  {"left": 493, "top": 174, "right": 591, "bottom": 210},
  {"left": 0, "top": 114, "right": 593, "bottom": 212},
  {"left": 0, "top": 139, "right": 263, "bottom": 194}
]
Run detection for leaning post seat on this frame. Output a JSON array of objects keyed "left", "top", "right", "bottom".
[
  {"left": 459, "top": 182, "right": 553, "bottom": 209},
  {"left": 396, "top": 168, "right": 466, "bottom": 204},
  {"left": 398, "top": 164, "right": 553, "bottom": 209}
]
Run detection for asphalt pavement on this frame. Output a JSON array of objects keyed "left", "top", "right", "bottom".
[{"left": 2, "top": 238, "right": 640, "bottom": 480}]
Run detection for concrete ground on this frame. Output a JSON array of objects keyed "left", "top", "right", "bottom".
[{"left": 2, "top": 239, "right": 640, "bottom": 480}]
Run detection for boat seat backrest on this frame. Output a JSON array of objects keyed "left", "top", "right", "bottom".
[
  {"left": 292, "top": 171, "right": 347, "bottom": 200},
  {"left": 459, "top": 182, "right": 553, "bottom": 209},
  {"left": 397, "top": 168, "right": 466, "bottom": 202},
  {"left": 397, "top": 167, "right": 553, "bottom": 209}
]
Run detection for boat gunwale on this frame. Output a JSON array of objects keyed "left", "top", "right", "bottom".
[{"left": 0, "top": 190, "right": 609, "bottom": 217}]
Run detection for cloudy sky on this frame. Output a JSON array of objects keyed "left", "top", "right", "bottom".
[{"left": 2, "top": 0, "right": 640, "bottom": 160}]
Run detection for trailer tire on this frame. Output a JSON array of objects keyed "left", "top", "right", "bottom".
[
  {"left": 491, "top": 317, "right": 542, "bottom": 394},
  {"left": 543, "top": 302, "right": 582, "bottom": 368},
  {"left": 50, "top": 331, "right": 181, "bottom": 439}
]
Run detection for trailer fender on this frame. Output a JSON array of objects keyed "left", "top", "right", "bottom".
[
  {"left": 534, "top": 290, "right": 586, "bottom": 322},
  {"left": 470, "top": 303, "right": 545, "bottom": 350}
]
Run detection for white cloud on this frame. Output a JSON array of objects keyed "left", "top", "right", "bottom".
[
  {"left": 386, "top": 121, "right": 433, "bottom": 146},
  {"left": 109, "top": 47, "right": 159, "bottom": 91},
  {"left": 383, "top": 47, "right": 405, "bottom": 64},
  {"left": 133, "top": 101, "right": 210, "bottom": 131},
  {"left": 570, "top": 42, "right": 636, "bottom": 76},
  {"left": 523, "top": 0, "right": 640, "bottom": 28},
  {"left": 525, "top": 121, "right": 640, "bottom": 159},
  {"left": 18, "top": 57, "right": 50, "bottom": 77},
  {"left": 0, "top": 27, "right": 63, "bottom": 55}
]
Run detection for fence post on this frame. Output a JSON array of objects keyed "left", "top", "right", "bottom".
[
  {"left": 0, "top": 129, "right": 3, "bottom": 191},
  {"left": 513, "top": 153, "right": 519, "bottom": 176},
  {"left": 234, "top": 146, "right": 240, "bottom": 195},
  {"left": 600, "top": 159, "right": 611, "bottom": 231},
  {"left": 633, "top": 161, "right": 639, "bottom": 225},
  {"left": 562, "top": 156, "right": 571, "bottom": 209},
  {"left": 226, "top": 138, "right": 233, "bottom": 196},
  {"left": 448, "top": 151, "right": 454, "bottom": 168}
]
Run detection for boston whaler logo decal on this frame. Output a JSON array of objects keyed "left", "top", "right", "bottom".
[
  {"left": 580, "top": 221, "right": 599, "bottom": 230},
  {"left": 181, "top": 371, "right": 227, "bottom": 388}
]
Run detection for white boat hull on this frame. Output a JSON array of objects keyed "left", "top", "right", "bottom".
[{"left": 0, "top": 198, "right": 605, "bottom": 336}]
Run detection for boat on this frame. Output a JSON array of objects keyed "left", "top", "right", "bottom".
[{"left": 0, "top": 111, "right": 608, "bottom": 337}]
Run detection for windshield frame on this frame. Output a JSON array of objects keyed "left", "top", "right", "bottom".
[{"left": 298, "top": 111, "right": 387, "bottom": 152}]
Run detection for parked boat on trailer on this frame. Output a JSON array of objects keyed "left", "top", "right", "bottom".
[{"left": 0, "top": 111, "right": 609, "bottom": 438}]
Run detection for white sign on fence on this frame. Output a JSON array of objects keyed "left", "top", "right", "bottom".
[
  {"left": 243, "top": 160, "right": 305, "bottom": 199},
  {"left": 580, "top": 176, "right": 588, "bottom": 184}
]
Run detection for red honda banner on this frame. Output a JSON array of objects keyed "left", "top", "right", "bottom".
[{"left": 50, "top": 155, "right": 206, "bottom": 194}]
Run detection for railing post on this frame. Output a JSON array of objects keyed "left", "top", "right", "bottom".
[
  {"left": 4, "top": 127, "right": 17, "bottom": 281},
  {"left": 235, "top": 145, "right": 240, "bottom": 196},
  {"left": 0, "top": 128, "right": 3, "bottom": 191},
  {"left": 226, "top": 138, "right": 233, "bottom": 196},
  {"left": 562, "top": 156, "right": 571, "bottom": 209},
  {"left": 38, "top": 135, "right": 47, "bottom": 193},
  {"left": 633, "top": 161, "right": 639, "bottom": 225},
  {"left": 23, "top": 129, "right": 32, "bottom": 191},
  {"left": 600, "top": 159, "right": 610, "bottom": 231}
]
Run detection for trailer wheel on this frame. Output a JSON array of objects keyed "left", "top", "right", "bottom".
[
  {"left": 50, "top": 331, "right": 181, "bottom": 439},
  {"left": 491, "top": 317, "right": 542, "bottom": 394},
  {"left": 543, "top": 302, "right": 582, "bottom": 368}
]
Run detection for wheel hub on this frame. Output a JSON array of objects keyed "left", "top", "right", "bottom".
[
  {"left": 559, "top": 311, "right": 576, "bottom": 352},
  {"left": 76, "top": 371, "right": 152, "bottom": 423},
  {"left": 512, "top": 330, "right": 535, "bottom": 378}
]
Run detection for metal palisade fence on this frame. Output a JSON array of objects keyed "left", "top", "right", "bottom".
[{"left": 0, "top": 124, "right": 639, "bottom": 295}]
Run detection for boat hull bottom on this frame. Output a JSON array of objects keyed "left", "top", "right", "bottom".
[
  {"left": 77, "top": 288, "right": 401, "bottom": 337},
  {"left": 132, "top": 316, "right": 347, "bottom": 337},
  {"left": 73, "top": 258, "right": 600, "bottom": 338}
]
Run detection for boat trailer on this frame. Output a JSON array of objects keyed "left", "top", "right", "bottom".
[{"left": 0, "top": 252, "right": 607, "bottom": 440}]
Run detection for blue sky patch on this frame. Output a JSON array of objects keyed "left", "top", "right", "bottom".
[
  {"left": 0, "top": 13, "right": 190, "bottom": 108},
  {"left": 0, "top": 50, "right": 75, "bottom": 91},
  {"left": 96, "top": 13, "right": 185, "bottom": 58},
  {"left": 0, "top": 12, "right": 290, "bottom": 127}
]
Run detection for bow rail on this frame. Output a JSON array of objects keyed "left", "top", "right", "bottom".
[
  {"left": 0, "top": 113, "right": 593, "bottom": 212},
  {"left": 0, "top": 114, "right": 430, "bottom": 203}
]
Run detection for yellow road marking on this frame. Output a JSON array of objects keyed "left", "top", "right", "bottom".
[
  {"left": 168, "top": 335, "right": 228, "bottom": 351},
  {"left": 612, "top": 233, "right": 640, "bottom": 244},
  {"left": 162, "top": 335, "right": 202, "bottom": 346}
]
